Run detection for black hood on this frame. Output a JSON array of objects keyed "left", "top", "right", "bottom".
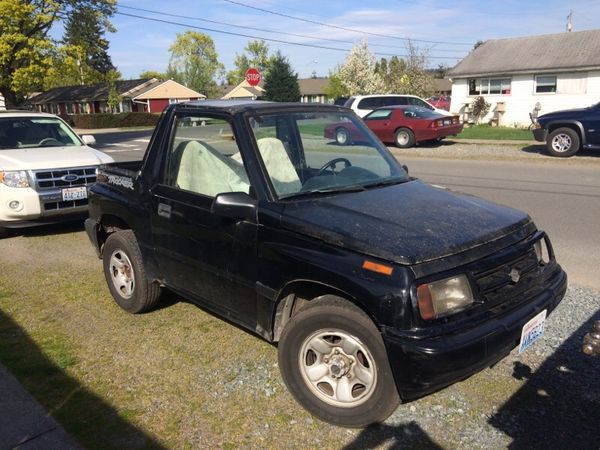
[
  {"left": 538, "top": 104, "right": 597, "bottom": 122},
  {"left": 280, "top": 180, "right": 533, "bottom": 265}
]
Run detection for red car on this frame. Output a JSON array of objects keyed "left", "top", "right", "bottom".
[
  {"left": 427, "top": 95, "right": 451, "bottom": 111},
  {"left": 324, "top": 105, "right": 463, "bottom": 148}
]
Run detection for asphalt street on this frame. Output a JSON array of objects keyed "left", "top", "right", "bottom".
[{"left": 93, "top": 130, "right": 600, "bottom": 290}]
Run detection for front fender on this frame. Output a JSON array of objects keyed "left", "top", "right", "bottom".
[{"left": 545, "top": 120, "right": 586, "bottom": 145}]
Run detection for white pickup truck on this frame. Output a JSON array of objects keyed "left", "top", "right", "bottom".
[{"left": 0, "top": 111, "right": 114, "bottom": 237}]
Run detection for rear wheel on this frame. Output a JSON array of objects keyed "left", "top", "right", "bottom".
[
  {"left": 278, "top": 296, "right": 400, "bottom": 427},
  {"left": 335, "top": 127, "right": 352, "bottom": 146},
  {"left": 547, "top": 127, "right": 580, "bottom": 157},
  {"left": 394, "top": 128, "right": 415, "bottom": 148},
  {"left": 102, "top": 230, "right": 161, "bottom": 313}
]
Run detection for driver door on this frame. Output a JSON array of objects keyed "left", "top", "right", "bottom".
[{"left": 150, "top": 114, "right": 259, "bottom": 327}]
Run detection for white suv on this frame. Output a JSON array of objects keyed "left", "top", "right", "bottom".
[
  {"left": 0, "top": 111, "right": 114, "bottom": 237},
  {"left": 344, "top": 94, "right": 453, "bottom": 117}
]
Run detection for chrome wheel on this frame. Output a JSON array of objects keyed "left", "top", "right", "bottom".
[
  {"left": 396, "top": 131, "right": 410, "bottom": 146},
  {"left": 551, "top": 133, "right": 573, "bottom": 153},
  {"left": 336, "top": 128, "right": 350, "bottom": 145},
  {"left": 109, "top": 249, "right": 135, "bottom": 299},
  {"left": 299, "top": 329, "right": 377, "bottom": 408}
]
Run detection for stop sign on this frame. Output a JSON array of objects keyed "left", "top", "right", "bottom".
[{"left": 245, "top": 68, "right": 261, "bottom": 86}]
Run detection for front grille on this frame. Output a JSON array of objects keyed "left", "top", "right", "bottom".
[
  {"left": 32, "top": 166, "right": 97, "bottom": 212},
  {"left": 44, "top": 199, "right": 88, "bottom": 211},
  {"left": 472, "top": 246, "right": 542, "bottom": 309},
  {"left": 33, "top": 167, "right": 96, "bottom": 189}
]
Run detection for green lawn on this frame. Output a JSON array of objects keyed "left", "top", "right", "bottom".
[{"left": 454, "top": 124, "right": 534, "bottom": 140}]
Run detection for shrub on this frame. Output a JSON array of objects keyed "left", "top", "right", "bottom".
[
  {"left": 69, "top": 112, "right": 160, "bottom": 129},
  {"left": 471, "top": 96, "right": 491, "bottom": 123}
]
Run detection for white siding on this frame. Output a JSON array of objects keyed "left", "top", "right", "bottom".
[
  {"left": 450, "top": 71, "right": 600, "bottom": 127},
  {"left": 0, "top": 94, "right": 5, "bottom": 110}
]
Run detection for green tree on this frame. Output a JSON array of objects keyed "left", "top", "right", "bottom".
[
  {"left": 167, "top": 31, "right": 224, "bottom": 98},
  {"left": 226, "top": 40, "right": 273, "bottom": 85},
  {"left": 106, "top": 69, "right": 121, "bottom": 112},
  {"left": 139, "top": 70, "right": 168, "bottom": 80},
  {"left": 324, "top": 68, "right": 349, "bottom": 100},
  {"left": 262, "top": 52, "right": 300, "bottom": 102},
  {"left": 0, "top": 0, "right": 116, "bottom": 107}
]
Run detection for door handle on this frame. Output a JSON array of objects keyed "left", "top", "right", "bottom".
[{"left": 157, "top": 203, "right": 171, "bottom": 219}]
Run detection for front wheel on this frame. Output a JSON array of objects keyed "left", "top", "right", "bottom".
[
  {"left": 278, "top": 296, "right": 400, "bottom": 427},
  {"left": 547, "top": 127, "right": 580, "bottom": 157},
  {"left": 102, "top": 230, "right": 161, "bottom": 313}
]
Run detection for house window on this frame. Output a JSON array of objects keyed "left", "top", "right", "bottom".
[
  {"left": 535, "top": 75, "right": 557, "bottom": 93},
  {"left": 469, "top": 78, "right": 511, "bottom": 95}
]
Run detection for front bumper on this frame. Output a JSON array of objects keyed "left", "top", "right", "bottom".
[
  {"left": 532, "top": 128, "right": 547, "bottom": 142},
  {"left": 383, "top": 266, "right": 567, "bottom": 401}
]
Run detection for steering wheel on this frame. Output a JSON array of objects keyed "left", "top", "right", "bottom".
[
  {"left": 317, "top": 157, "right": 352, "bottom": 176},
  {"left": 38, "top": 137, "right": 63, "bottom": 147}
]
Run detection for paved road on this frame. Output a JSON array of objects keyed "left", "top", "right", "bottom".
[
  {"left": 92, "top": 129, "right": 152, "bottom": 161},
  {"left": 95, "top": 131, "right": 600, "bottom": 289},
  {"left": 401, "top": 157, "right": 600, "bottom": 290}
]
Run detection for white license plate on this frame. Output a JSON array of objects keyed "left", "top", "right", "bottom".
[
  {"left": 518, "top": 309, "right": 547, "bottom": 353},
  {"left": 62, "top": 186, "right": 87, "bottom": 201},
  {"left": 444, "top": 119, "right": 451, "bottom": 125}
]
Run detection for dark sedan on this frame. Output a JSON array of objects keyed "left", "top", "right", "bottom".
[{"left": 325, "top": 105, "right": 463, "bottom": 148}]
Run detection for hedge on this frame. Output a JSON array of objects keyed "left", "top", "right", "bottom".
[{"left": 67, "top": 112, "right": 160, "bottom": 129}]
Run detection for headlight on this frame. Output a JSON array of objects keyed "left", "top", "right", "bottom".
[
  {"left": 416, "top": 274, "right": 474, "bottom": 320},
  {"left": 534, "top": 238, "right": 550, "bottom": 264},
  {"left": 0, "top": 171, "right": 30, "bottom": 188}
]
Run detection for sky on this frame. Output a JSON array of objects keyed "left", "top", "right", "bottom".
[{"left": 106, "top": 0, "right": 600, "bottom": 81}]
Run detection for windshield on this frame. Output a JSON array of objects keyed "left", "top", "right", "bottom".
[
  {"left": 0, "top": 117, "right": 81, "bottom": 150},
  {"left": 248, "top": 111, "right": 408, "bottom": 198}
]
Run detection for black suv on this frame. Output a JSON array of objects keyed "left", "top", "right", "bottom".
[{"left": 532, "top": 101, "right": 600, "bottom": 156}]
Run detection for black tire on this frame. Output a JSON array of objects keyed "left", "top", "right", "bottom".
[
  {"left": 335, "top": 127, "right": 352, "bottom": 146},
  {"left": 102, "top": 230, "right": 161, "bottom": 313},
  {"left": 547, "top": 127, "right": 580, "bottom": 157},
  {"left": 394, "top": 128, "right": 415, "bottom": 148},
  {"left": 278, "top": 296, "right": 400, "bottom": 428}
]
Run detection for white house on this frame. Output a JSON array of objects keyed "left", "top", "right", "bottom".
[{"left": 448, "top": 29, "right": 600, "bottom": 127}]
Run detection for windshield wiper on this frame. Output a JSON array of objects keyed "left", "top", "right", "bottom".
[
  {"left": 362, "top": 178, "right": 409, "bottom": 189},
  {"left": 282, "top": 185, "right": 366, "bottom": 199}
]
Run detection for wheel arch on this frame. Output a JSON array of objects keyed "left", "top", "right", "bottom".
[
  {"left": 271, "top": 279, "right": 378, "bottom": 343},
  {"left": 546, "top": 121, "right": 586, "bottom": 145},
  {"left": 96, "top": 214, "right": 132, "bottom": 254}
]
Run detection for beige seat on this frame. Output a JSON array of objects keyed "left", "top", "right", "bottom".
[
  {"left": 176, "top": 140, "right": 250, "bottom": 197},
  {"left": 256, "top": 137, "right": 302, "bottom": 196}
]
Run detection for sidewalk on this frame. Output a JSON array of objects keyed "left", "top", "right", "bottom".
[
  {"left": 452, "top": 138, "right": 539, "bottom": 145},
  {"left": 0, "top": 364, "right": 80, "bottom": 450},
  {"left": 73, "top": 126, "right": 155, "bottom": 135}
]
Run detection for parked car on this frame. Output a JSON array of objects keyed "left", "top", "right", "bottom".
[
  {"left": 0, "top": 110, "right": 113, "bottom": 237},
  {"left": 427, "top": 95, "right": 451, "bottom": 111},
  {"left": 344, "top": 94, "right": 453, "bottom": 117},
  {"left": 85, "top": 100, "right": 566, "bottom": 428},
  {"left": 531, "top": 101, "right": 600, "bottom": 156},
  {"left": 324, "top": 105, "right": 463, "bottom": 148}
]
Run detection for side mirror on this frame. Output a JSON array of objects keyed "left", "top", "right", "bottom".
[
  {"left": 81, "top": 135, "right": 96, "bottom": 146},
  {"left": 211, "top": 192, "right": 257, "bottom": 222}
]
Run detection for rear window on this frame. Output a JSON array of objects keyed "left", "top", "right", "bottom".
[
  {"left": 402, "top": 107, "right": 440, "bottom": 119},
  {"left": 382, "top": 97, "right": 408, "bottom": 106},
  {"left": 364, "top": 109, "right": 393, "bottom": 120},
  {"left": 357, "top": 97, "right": 382, "bottom": 109}
]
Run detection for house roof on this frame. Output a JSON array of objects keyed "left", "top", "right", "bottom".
[
  {"left": 133, "top": 79, "right": 205, "bottom": 100},
  {"left": 29, "top": 79, "right": 158, "bottom": 104},
  {"left": 449, "top": 29, "right": 600, "bottom": 78},
  {"left": 221, "top": 80, "right": 265, "bottom": 100},
  {"left": 298, "top": 78, "right": 329, "bottom": 95}
]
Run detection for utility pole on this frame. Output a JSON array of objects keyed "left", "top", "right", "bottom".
[{"left": 566, "top": 10, "right": 573, "bottom": 32}]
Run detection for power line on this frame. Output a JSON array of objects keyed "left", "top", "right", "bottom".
[
  {"left": 118, "top": 5, "right": 408, "bottom": 51},
  {"left": 221, "top": 0, "right": 473, "bottom": 47},
  {"left": 115, "top": 11, "right": 465, "bottom": 60}
]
